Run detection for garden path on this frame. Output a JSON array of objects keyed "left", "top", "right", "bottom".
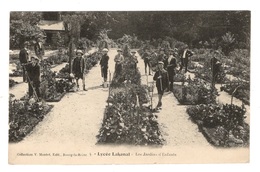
[{"left": 9, "top": 49, "right": 249, "bottom": 164}]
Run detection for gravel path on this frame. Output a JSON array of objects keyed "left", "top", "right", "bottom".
[{"left": 9, "top": 49, "right": 249, "bottom": 164}]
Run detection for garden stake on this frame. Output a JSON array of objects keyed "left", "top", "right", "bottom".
[
  {"left": 108, "top": 70, "right": 111, "bottom": 106},
  {"left": 150, "top": 81, "right": 155, "bottom": 111}
]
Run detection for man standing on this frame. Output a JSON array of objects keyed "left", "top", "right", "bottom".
[
  {"left": 179, "top": 46, "right": 193, "bottom": 73},
  {"left": 210, "top": 50, "right": 222, "bottom": 87},
  {"left": 158, "top": 48, "right": 167, "bottom": 69},
  {"left": 114, "top": 48, "right": 124, "bottom": 76},
  {"left": 165, "top": 49, "right": 178, "bottom": 91},
  {"left": 131, "top": 50, "right": 138, "bottom": 69},
  {"left": 19, "top": 41, "right": 30, "bottom": 82},
  {"left": 142, "top": 49, "right": 151, "bottom": 75},
  {"left": 100, "top": 48, "right": 109, "bottom": 86},
  {"left": 26, "top": 56, "right": 41, "bottom": 100},
  {"left": 153, "top": 61, "right": 169, "bottom": 110},
  {"left": 34, "top": 37, "right": 44, "bottom": 60},
  {"left": 72, "top": 49, "right": 87, "bottom": 91}
]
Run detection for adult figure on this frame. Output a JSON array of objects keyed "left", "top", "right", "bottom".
[
  {"left": 210, "top": 50, "right": 222, "bottom": 87},
  {"left": 179, "top": 46, "right": 193, "bottom": 73},
  {"left": 19, "top": 41, "right": 30, "bottom": 82},
  {"left": 131, "top": 50, "right": 138, "bottom": 69},
  {"left": 26, "top": 56, "right": 41, "bottom": 100},
  {"left": 142, "top": 49, "right": 151, "bottom": 75},
  {"left": 34, "top": 37, "right": 44, "bottom": 60},
  {"left": 158, "top": 48, "right": 167, "bottom": 69},
  {"left": 72, "top": 49, "right": 87, "bottom": 91},
  {"left": 100, "top": 48, "right": 109, "bottom": 86},
  {"left": 165, "top": 49, "right": 178, "bottom": 91},
  {"left": 114, "top": 48, "right": 124, "bottom": 76},
  {"left": 153, "top": 61, "right": 169, "bottom": 110}
]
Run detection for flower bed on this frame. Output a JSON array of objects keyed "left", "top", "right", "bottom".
[
  {"left": 174, "top": 72, "right": 186, "bottom": 82},
  {"left": 172, "top": 78, "right": 217, "bottom": 105},
  {"left": 222, "top": 49, "right": 250, "bottom": 82},
  {"left": 194, "top": 61, "right": 227, "bottom": 84},
  {"left": 220, "top": 80, "right": 250, "bottom": 105},
  {"left": 97, "top": 89, "right": 163, "bottom": 145},
  {"left": 186, "top": 103, "right": 249, "bottom": 147},
  {"left": 40, "top": 61, "right": 73, "bottom": 102},
  {"left": 9, "top": 61, "right": 23, "bottom": 77},
  {"left": 9, "top": 94, "right": 53, "bottom": 142},
  {"left": 9, "top": 79, "right": 18, "bottom": 88},
  {"left": 97, "top": 45, "right": 164, "bottom": 146}
]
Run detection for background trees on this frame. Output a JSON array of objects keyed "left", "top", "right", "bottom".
[{"left": 10, "top": 11, "right": 250, "bottom": 50}]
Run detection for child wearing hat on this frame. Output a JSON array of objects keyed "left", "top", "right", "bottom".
[
  {"left": 153, "top": 61, "right": 169, "bottom": 110},
  {"left": 72, "top": 49, "right": 87, "bottom": 91},
  {"left": 26, "top": 56, "right": 41, "bottom": 100}
]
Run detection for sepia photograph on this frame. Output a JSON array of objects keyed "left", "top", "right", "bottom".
[{"left": 7, "top": 10, "right": 252, "bottom": 165}]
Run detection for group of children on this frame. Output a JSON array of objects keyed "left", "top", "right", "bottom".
[
  {"left": 19, "top": 41, "right": 221, "bottom": 107},
  {"left": 141, "top": 46, "right": 194, "bottom": 110}
]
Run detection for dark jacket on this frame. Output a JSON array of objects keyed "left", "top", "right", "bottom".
[
  {"left": 26, "top": 63, "right": 40, "bottom": 84},
  {"left": 142, "top": 52, "right": 150, "bottom": 62},
  {"left": 153, "top": 69, "right": 169, "bottom": 90},
  {"left": 72, "top": 57, "right": 85, "bottom": 74},
  {"left": 210, "top": 57, "right": 221, "bottom": 73},
  {"left": 19, "top": 48, "right": 29, "bottom": 64},
  {"left": 100, "top": 54, "right": 109, "bottom": 68},
  {"left": 165, "top": 56, "right": 177, "bottom": 69},
  {"left": 181, "top": 49, "right": 193, "bottom": 61}
]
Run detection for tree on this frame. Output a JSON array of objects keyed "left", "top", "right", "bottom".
[{"left": 10, "top": 12, "right": 43, "bottom": 49}]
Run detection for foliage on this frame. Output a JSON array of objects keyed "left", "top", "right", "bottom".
[
  {"left": 220, "top": 80, "right": 250, "bottom": 105},
  {"left": 117, "top": 34, "right": 142, "bottom": 49},
  {"left": 40, "top": 60, "right": 69, "bottom": 101},
  {"left": 98, "top": 44, "right": 164, "bottom": 145},
  {"left": 97, "top": 87, "right": 163, "bottom": 145},
  {"left": 9, "top": 79, "right": 18, "bottom": 88},
  {"left": 10, "top": 12, "right": 43, "bottom": 49},
  {"left": 222, "top": 49, "right": 250, "bottom": 81},
  {"left": 221, "top": 32, "right": 236, "bottom": 56},
  {"left": 9, "top": 62, "right": 23, "bottom": 77},
  {"left": 186, "top": 103, "right": 249, "bottom": 147},
  {"left": 110, "top": 52, "right": 141, "bottom": 87},
  {"left": 172, "top": 78, "right": 217, "bottom": 105},
  {"left": 96, "top": 29, "right": 117, "bottom": 50},
  {"left": 9, "top": 94, "right": 53, "bottom": 142},
  {"left": 43, "top": 53, "right": 69, "bottom": 66},
  {"left": 194, "top": 49, "right": 227, "bottom": 83}
]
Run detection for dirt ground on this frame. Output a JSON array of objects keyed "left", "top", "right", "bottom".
[{"left": 8, "top": 49, "right": 249, "bottom": 164}]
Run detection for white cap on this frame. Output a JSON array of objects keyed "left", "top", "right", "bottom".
[
  {"left": 102, "top": 48, "right": 109, "bottom": 52},
  {"left": 76, "top": 50, "right": 84, "bottom": 55}
]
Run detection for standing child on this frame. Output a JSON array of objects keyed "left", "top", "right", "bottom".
[
  {"left": 72, "top": 49, "right": 87, "bottom": 91},
  {"left": 100, "top": 48, "right": 109, "bottom": 86},
  {"left": 26, "top": 56, "right": 41, "bottom": 100},
  {"left": 153, "top": 61, "right": 169, "bottom": 110}
]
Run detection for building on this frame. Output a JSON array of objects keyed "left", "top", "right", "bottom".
[{"left": 37, "top": 12, "right": 66, "bottom": 48}]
